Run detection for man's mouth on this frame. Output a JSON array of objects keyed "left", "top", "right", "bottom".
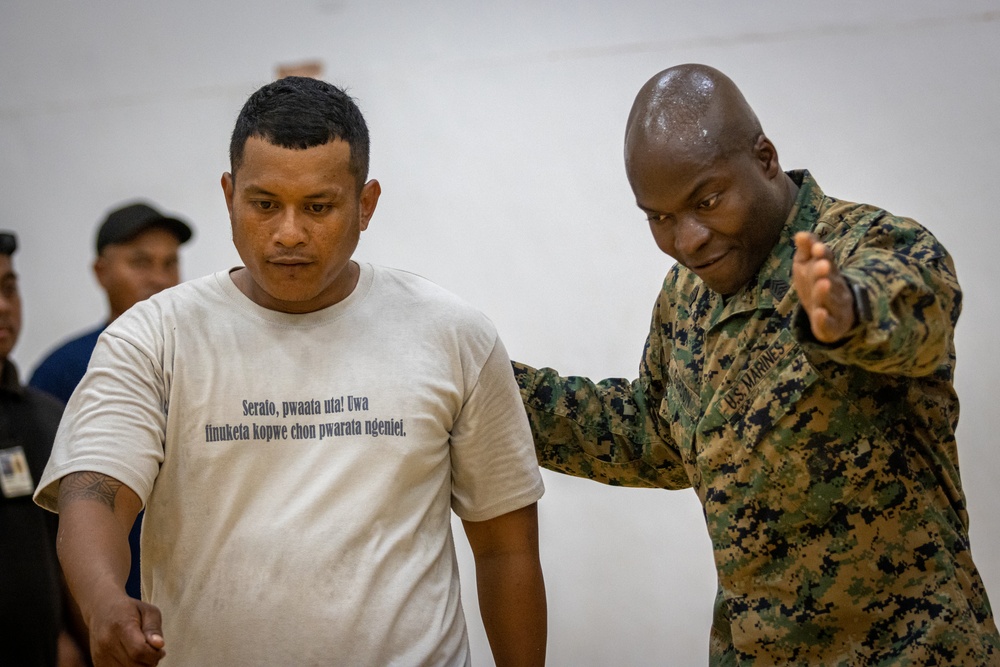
[{"left": 690, "top": 251, "right": 727, "bottom": 271}]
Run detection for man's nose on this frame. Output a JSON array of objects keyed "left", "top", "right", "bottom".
[
  {"left": 673, "top": 215, "right": 711, "bottom": 258},
  {"left": 149, "top": 265, "right": 178, "bottom": 290},
  {"left": 274, "top": 208, "right": 308, "bottom": 247}
]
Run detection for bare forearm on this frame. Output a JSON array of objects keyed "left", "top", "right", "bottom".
[
  {"left": 57, "top": 472, "right": 139, "bottom": 623},
  {"left": 60, "top": 569, "right": 92, "bottom": 662},
  {"left": 476, "top": 550, "right": 547, "bottom": 667},
  {"left": 56, "top": 472, "right": 166, "bottom": 664},
  {"left": 464, "top": 504, "right": 547, "bottom": 665}
]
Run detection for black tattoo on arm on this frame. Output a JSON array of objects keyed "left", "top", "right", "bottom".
[{"left": 59, "top": 471, "right": 125, "bottom": 511}]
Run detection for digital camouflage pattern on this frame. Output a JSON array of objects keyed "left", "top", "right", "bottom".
[{"left": 515, "top": 171, "right": 1000, "bottom": 665}]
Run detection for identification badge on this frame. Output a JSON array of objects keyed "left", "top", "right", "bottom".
[{"left": 0, "top": 446, "right": 35, "bottom": 498}]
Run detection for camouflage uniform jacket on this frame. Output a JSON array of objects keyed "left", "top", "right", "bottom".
[{"left": 515, "top": 171, "right": 999, "bottom": 665}]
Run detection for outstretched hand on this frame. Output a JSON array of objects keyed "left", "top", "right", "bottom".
[
  {"left": 88, "top": 594, "right": 165, "bottom": 667},
  {"left": 792, "top": 231, "right": 857, "bottom": 343}
]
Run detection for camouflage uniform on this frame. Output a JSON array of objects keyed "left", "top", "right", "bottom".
[{"left": 515, "top": 171, "right": 1000, "bottom": 665}]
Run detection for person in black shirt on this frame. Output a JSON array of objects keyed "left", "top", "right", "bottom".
[{"left": 0, "top": 230, "right": 88, "bottom": 666}]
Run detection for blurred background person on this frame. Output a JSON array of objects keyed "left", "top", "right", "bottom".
[
  {"left": 30, "top": 201, "right": 193, "bottom": 403},
  {"left": 29, "top": 201, "right": 193, "bottom": 601},
  {"left": 0, "top": 230, "right": 88, "bottom": 666}
]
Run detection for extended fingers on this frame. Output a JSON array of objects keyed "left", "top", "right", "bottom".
[
  {"left": 794, "top": 233, "right": 835, "bottom": 284},
  {"left": 794, "top": 232, "right": 833, "bottom": 263},
  {"left": 793, "top": 232, "right": 816, "bottom": 262}
]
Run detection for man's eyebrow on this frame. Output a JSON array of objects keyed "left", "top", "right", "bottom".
[
  {"left": 243, "top": 185, "right": 278, "bottom": 196},
  {"left": 683, "top": 173, "right": 722, "bottom": 203},
  {"left": 636, "top": 174, "right": 718, "bottom": 214},
  {"left": 242, "top": 185, "right": 344, "bottom": 199},
  {"left": 303, "top": 189, "right": 343, "bottom": 200}
]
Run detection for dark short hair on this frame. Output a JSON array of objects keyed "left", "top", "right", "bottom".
[{"left": 229, "top": 77, "right": 370, "bottom": 188}]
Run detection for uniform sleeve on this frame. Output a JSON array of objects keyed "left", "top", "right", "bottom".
[
  {"left": 450, "top": 336, "right": 545, "bottom": 522},
  {"left": 512, "top": 298, "right": 688, "bottom": 490},
  {"left": 794, "top": 212, "right": 961, "bottom": 377}
]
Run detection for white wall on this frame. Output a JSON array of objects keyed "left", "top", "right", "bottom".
[{"left": 3, "top": 1, "right": 999, "bottom": 664}]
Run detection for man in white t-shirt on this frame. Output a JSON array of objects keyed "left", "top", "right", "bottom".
[{"left": 34, "top": 76, "right": 546, "bottom": 667}]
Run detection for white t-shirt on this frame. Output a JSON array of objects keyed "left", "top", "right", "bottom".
[{"left": 36, "top": 263, "right": 544, "bottom": 666}]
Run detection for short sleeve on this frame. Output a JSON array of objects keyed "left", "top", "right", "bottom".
[
  {"left": 449, "top": 336, "right": 544, "bottom": 522},
  {"left": 33, "top": 328, "right": 167, "bottom": 512}
]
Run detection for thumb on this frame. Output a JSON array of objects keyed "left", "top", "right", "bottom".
[{"left": 138, "top": 601, "right": 165, "bottom": 649}]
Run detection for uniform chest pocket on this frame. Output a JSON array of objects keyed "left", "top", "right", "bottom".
[
  {"left": 719, "top": 331, "right": 819, "bottom": 452},
  {"left": 662, "top": 363, "right": 701, "bottom": 459},
  {"left": 717, "top": 331, "right": 878, "bottom": 528}
]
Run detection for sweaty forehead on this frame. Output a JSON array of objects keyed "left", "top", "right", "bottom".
[
  {"left": 629, "top": 90, "right": 727, "bottom": 156},
  {"left": 627, "top": 65, "right": 760, "bottom": 171},
  {"left": 626, "top": 117, "right": 727, "bottom": 190}
]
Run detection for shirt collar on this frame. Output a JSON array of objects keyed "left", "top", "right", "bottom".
[{"left": 0, "top": 359, "right": 24, "bottom": 397}]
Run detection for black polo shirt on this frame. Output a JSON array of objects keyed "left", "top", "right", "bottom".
[{"left": 0, "top": 360, "right": 65, "bottom": 667}]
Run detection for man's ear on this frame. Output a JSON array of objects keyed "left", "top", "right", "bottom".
[
  {"left": 93, "top": 255, "right": 109, "bottom": 290},
  {"left": 221, "top": 172, "right": 235, "bottom": 218},
  {"left": 754, "top": 135, "right": 781, "bottom": 179},
  {"left": 358, "top": 179, "right": 381, "bottom": 232}
]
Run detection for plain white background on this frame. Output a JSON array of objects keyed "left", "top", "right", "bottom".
[{"left": 3, "top": 2, "right": 999, "bottom": 664}]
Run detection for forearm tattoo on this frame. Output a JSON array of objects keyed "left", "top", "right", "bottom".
[{"left": 59, "top": 471, "right": 124, "bottom": 511}]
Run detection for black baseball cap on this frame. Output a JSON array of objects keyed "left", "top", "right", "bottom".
[
  {"left": 95, "top": 201, "right": 193, "bottom": 254},
  {"left": 0, "top": 231, "right": 16, "bottom": 256}
]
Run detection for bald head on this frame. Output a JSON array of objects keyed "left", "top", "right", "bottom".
[
  {"left": 625, "top": 64, "right": 763, "bottom": 177},
  {"left": 622, "top": 65, "right": 798, "bottom": 295}
]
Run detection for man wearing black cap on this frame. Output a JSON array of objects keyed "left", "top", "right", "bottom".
[
  {"left": 0, "top": 231, "right": 88, "bottom": 666},
  {"left": 30, "top": 201, "right": 193, "bottom": 404},
  {"left": 28, "top": 200, "right": 192, "bottom": 601}
]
